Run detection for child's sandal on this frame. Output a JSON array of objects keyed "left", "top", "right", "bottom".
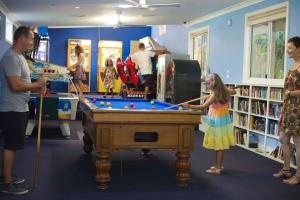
[
  {"left": 209, "top": 166, "right": 224, "bottom": 172},
  {"left": 206, "top": 167, "right": 221, "bottom": 175},
  {"left": 273, "top": 169, "right": 292, "bottom": 178},
  {"left": 282, "top": 175, "right": 300, "bottom": 185}
]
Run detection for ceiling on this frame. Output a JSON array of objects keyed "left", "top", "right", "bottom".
[{"left": 1, "top": 0, "right": 250, "bottom": 27}]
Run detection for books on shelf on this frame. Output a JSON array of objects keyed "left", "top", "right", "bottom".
[
  {"left": 251, "top": 86, "right": 267, "bottom": 98},
  {"left": 268, "top": 120, "right": 279, "bottom": 136},
  {"left": 269, "top": 88, "right": 283, "bottom": 101},
  {"left": 235, "top": 128, "right": 247, "bottom": 145},
  {"left": 268, "top": 103, "right": 282, "bottom": 118},
  {"left": 238, "top": 98, "right": 248, "bottom": 112},
  {"left": 240, "top": 86, "right": 250, "bottom": 96}
]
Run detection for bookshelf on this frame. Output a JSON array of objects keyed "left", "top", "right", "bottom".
[
  {"left": 200, "top": 82, "right": 296, "bottom": 168},
  {"left": 232, "top": 84, "right": 296, "bottom": 168}
]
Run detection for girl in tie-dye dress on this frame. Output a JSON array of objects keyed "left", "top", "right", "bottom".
[{"left": 183, "top": 73, "right": 236, "bottom": 174}]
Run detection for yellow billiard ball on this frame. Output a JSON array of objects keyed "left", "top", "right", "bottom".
[
  {"left": 100, "top": 101, "right": 105, "bottom": 106},
  {"left": 124, "top": 106, "right": 128, "bottom": 109},
  {"left": 107, "top": 102, "right": 111, "bottom": 106},
  {"left": 178, "top": 106, "right": 183, "bottom": 110},
  {"left": 150, "top": 100, "right": 154, "bottom": 104}
]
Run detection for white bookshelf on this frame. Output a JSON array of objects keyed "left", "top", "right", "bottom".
[
  {"left": 232, "top": 84, "right": 296, "bottom": 168},
  {"left": 200, "top": 82, "right": 296, "bottom": 168}
]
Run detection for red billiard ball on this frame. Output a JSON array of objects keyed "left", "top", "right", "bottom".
[
  {"left": 92, "top": 98, "right": 96, "bottom": 103},
  {"left": 130, "top": 103, "right": 134, "bottom": 107}
]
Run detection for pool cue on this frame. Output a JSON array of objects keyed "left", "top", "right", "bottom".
[
  {"left": 34, "top": 92, "right": 43, "bottom": 188},
  {"left": 68, "top": 75, "right": 78, "bottom": 96},
  {"left": 164, "top": 95, "right": 210, "bottom": 110}
]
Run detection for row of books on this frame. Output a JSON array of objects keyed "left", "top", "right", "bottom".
[
  {"left": 268, "top": 121, "right": 279, "bottom": 136},
  {"left": 269, "top": 88, "right": 283, "bottom": 101},
  {"left": 239, "top": 86, "right": 250, "bottom": 96},
  {"left": 251, "top": 100, "right": 266, "bottom": 116},
  {"left": 237, "top": 114, "right": 248, "bottom": 127},
  {"left": 235, "top": 129, "right": 247, "bottom": 145},
  {"left": 268, "top": 103, "right": 282, "bottom": 118},
  {"left": 252, "top": 87, "right": 268, "bottom": 99},
  {"left": 229, "top": 96, "right": 234, "bottom": 109},
  {"left": 270, "top": 146, "right": 297, "bottom": 165},
  {"left": 238, "top": 99, "right": 249, "bottom": 112},
  {"left": 249, "top": 116, "right": 265, "bottom": 132}
]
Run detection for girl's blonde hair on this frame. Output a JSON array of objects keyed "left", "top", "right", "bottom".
[
  {"left": 74, "top": 45, "right": 84, "bottom": 56},
  {"left": 207, "top": 73, "right": 230, "bottom": 104}
]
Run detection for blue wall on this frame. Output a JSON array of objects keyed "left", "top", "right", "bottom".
[
  {"left": 152, "top": 0, "right": 300, "bottom": 84},
  {"left": 0, "top": 11, "right": 11, "bottom": 59},
  {"left": 48, "top": 26, "right": 151, "bottom": 92}
]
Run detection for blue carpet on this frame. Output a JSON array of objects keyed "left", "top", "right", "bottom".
[{"left": 0, "top": 121, "right": 300, "bottom": 200}]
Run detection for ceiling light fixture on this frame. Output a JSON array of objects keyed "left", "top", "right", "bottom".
[{"left": 75, "top": 6, "right": 80, "bottom": 9}]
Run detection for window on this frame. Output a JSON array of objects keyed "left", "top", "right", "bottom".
[
  {"left": 244, "top": 3, "right": 288, "bottom": 85},
  {"left": 189, "top": 27, "right": 209, "bottom": 79},
  {"left": 5, "top": 17, "right": 13, "bottom": 43}
]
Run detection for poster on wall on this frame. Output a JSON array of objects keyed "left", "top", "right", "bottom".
[
  {"left": 67, "top": 39, "right": 91, "bottom": 93},
  {"left": 97, "top": 40, "right": 122, "bottom": 93}
]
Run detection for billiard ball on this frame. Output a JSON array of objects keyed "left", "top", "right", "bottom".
[
  {"left": 92, "top": 98, "right": 96, "bottom": 103},
  {"left": 107, "top": 102, "right": 111, "bottom": 106},
  {"left": 130, "top": 103, "right": 134, "bottom": 107},
  {"left": 124, "top": 106, "right": 128, "bottom": 109},
  {"left": 150, "top": 100, "right": 154, "bottom": 104},
  {"left": 178, "top": 106, "right": 183, "bottom": 110},
  {"left": 100, "top": 101, "right": 105, "bottom": 106}
]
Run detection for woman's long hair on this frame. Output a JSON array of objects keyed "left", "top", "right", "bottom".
[
  {"left": 74, "top": 45, "right": 84, "bottom": 56},
  {"left": 207, "top": 73, "right": 230, "bottom": 104}
]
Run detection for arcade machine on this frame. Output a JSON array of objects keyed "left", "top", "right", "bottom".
[
  {"left": 26, "top": 60, "right": 79, "bottom": 138},
  {"left": 137, "top": 36, "right": 201, "bottom": 103},
  {"left": 35, "top": 35, "right": 50, "bottom": 62},
  {"left": 156, "top": 55, "right": 201, "bottom": 104}
]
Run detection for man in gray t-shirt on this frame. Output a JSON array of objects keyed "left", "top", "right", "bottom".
[{"left": 0, "top": 26, "right": 46, "bottom": 195}]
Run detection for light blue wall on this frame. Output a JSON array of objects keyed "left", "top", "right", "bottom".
[
  {"left": 152, "top": 0, "right": 300, "bottom": 84},
  {"left": 152, "top": 25, "right": 189, "bottom": 55}
]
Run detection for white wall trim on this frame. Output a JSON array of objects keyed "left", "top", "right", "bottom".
[
  {"left": 0, "top": 0, "right": 20, "bottom": 27},
  {"left": 242, "top": 1, "right": 289, "bottom": 86},
  {"left": 187, "top": 0, "right": 265, "bottom": 27}
]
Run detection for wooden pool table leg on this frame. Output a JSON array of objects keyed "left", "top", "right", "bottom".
[
  {"left": 95, "top": 152, "right": 111, "bottom": 190},
  {"left": 83, "top": 132, "right": 93, "bottom": 154},
  {"left": 175, "top": 151, "right": 191, "bottom": 187}
]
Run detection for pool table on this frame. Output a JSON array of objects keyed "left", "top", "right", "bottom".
[{"left": 80, "top": 97, "right": 202, "bottom": 190}]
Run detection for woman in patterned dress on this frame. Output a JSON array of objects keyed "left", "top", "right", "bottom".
[
  {"left": 68, "top": 45, "right": 86, "bottom": 96},
  {"left": 273, "top": 37, "right": 300, "bottom": 185},
  {"left": 183, "top": 73, "right": 236, "bottom": 174},
  {"left": 103, "top": 58, "right": 118, "bottom": 98}
]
